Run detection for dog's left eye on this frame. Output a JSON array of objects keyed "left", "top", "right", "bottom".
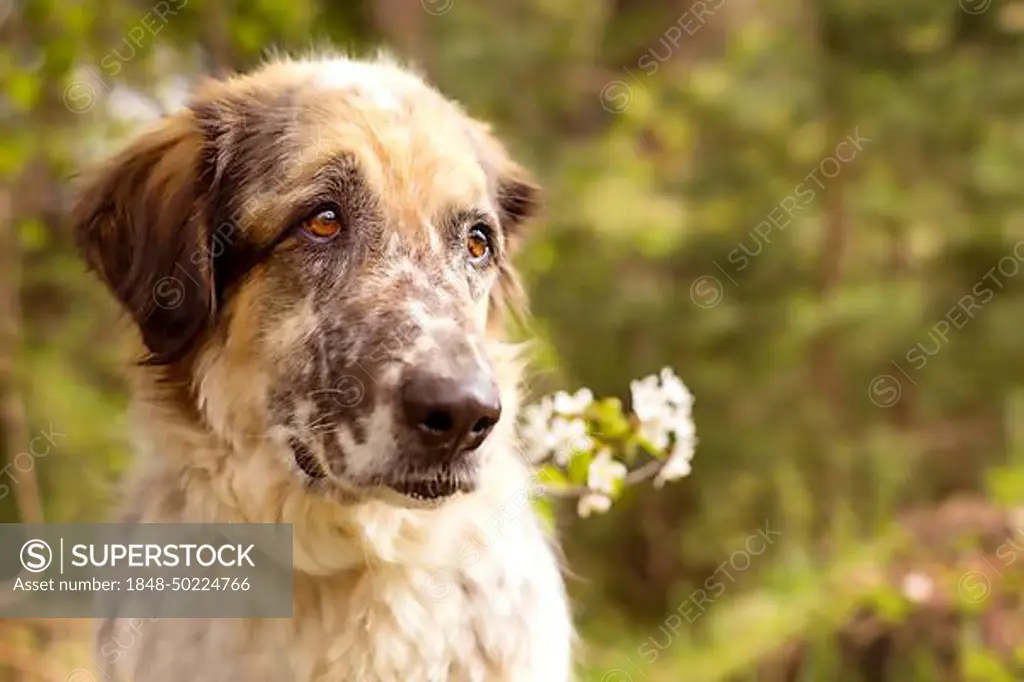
[
  {"left": 300, "top": 208, "right": 343, "bottom": 242},
  {"left": 466, "top": 224, "right": 493, "bottom": 264}
]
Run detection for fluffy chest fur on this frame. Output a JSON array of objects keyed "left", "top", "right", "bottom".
[
  {"left": 103, "top": 533, "right": 569, "bottom": 682},
  {"left": 97, "top": 414, "right": 573, "bottom": 682},
  {"left": 304, "top": 532, "right": 570, "bottom": 681}
]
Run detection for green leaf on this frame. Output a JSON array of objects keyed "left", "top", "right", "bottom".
[
  {"left": 536, "top": 465, "right": 571, "bottom": 491},
  {"left": 588, "top": 397, "right": 631, "bottom": 440},
  {"left": 567, "top": 450, "right": 593, "bottom": 486}
]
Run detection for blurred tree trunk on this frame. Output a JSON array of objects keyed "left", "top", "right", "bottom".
[
  {"left": 0, "top": 0, "right": 71, "bottom": 527},
  {"left": 0, "top": 174, "right": 38, "bottom": 527},
  {"left": 0, "top": 182, "right": 36, "bottom": 682},
  {"left": 807, "top": 0, "right": 850, "bottom": 542},
  {"left": 0, "top": 0, "right": 34, "bottom": 530},
  {"left": 886, "top": 222, "right": 915, "bottom": 429}
]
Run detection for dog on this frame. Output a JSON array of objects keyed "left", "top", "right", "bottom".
[{"left": 72, "top": 53, "right": 574, "bottom": 681}]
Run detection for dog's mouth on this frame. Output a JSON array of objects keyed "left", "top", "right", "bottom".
[
  {"left": 391, "top": 476, "right": 474, "bottom": 501},
  {"left": 370, "top": 461, "right": 479, "bottom": 505}
]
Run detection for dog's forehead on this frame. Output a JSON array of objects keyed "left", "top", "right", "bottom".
[
  {"left": 271, "top": 58, "right": 492, "bottom": 218},
  {"left": 307, "top": 58, "right": 424, "bottom": 112}
]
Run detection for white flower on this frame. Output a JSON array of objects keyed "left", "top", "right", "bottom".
[
  {"left": 547, "top": 415, "right": 593, "bottom": 465},
  {"left": 552, "top": 387, "right": 593, "bottom": 416},
  {"left": 901, "top": 572, "right": 934, "bottom": 604},
  {"left": 654, "top": 446, "right": 693, "bottom": 487},
  {"left": 630, "top": 374, "right": 666, "bottom": 424},
  {"left": 519, "top": 390, "right": 594, "bottom": 465},
  {"left": 520, "top": 397, "right": 555, "bottom": 462},
  {"left": 577, "top": 493, "right": 611, "bottom": 518},
  {"left": 669, "top": 410, "right": 697, "bottom": 443},
  {"left": 630, "top": 368, "right": 694, "bottom": 427},
  {"left": 587, "top": 449, "right": 627, "bottom": 495},
  {"left": 638, "top": 418, "right": 673, "bottom": 451},
  {"left": 631, "top": 367, "right": 697, "bottom": 472},
  {"left": 659, "top": 367, "right": 693, "bottom": 409},
  {"left": 655, "top": 417, "right": 697, "bottom": 488}
]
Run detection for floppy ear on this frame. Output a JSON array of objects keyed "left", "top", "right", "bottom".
[
  {"left": 467, "top": 121, "right": 542, "bottom": 324},
  {"left": 496, "top": 161, "right": 541, "bottom": 243},
  {"left": 72, "top": 112, "right": 214, "bottom": 365},
  {"left": 466, "top": 120, "right": 541, "bottom": 241}
]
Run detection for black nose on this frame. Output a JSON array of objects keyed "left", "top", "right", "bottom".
[{"left": 401, "top": 368, "right": 502, "bottom": 456}]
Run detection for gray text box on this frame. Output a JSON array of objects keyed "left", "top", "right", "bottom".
[{"left": 0, "top": 524, "right": 293, "bottom": 618}]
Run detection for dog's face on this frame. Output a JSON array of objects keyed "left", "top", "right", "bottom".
[{"left": 73, "top": 57, "right": 537, "bottom": 506}]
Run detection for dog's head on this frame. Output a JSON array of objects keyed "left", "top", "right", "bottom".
[{"left": 73, "top": 56, "right": 538, "bottom": 506}]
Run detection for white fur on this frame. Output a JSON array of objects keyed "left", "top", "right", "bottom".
[
  {"left": 314, "top": 59, "right": 405, "bottom": 112},
  {"left": 99, "top": 371, "right": 573, "bottom": 681},
  {"left": 337, "top": 403, "right": 397, "bottom": 479}
]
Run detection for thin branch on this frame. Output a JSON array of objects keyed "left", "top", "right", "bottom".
[{"left": 541, "top": 457, "right": 668, "bottom": 499}]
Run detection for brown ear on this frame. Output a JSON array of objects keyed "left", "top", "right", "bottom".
[
  {"left": 493, "top": 161, "right": 540, "bottom": 324},
  {"left": 496, "top": 162, "right": 541, "bottom": 241},
  {"left": 72, "top": 113, "right": 214, "bottom": 365},
  {"left": 466, "top": 120, "right": 542, "bottom": 240},
  {"left": 466, "top": 122, "right": 542, "bottom": 324}
]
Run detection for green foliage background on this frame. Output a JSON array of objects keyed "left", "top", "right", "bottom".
[{"left": 3, "top": 0, "right": 1024, "bottom": 680}]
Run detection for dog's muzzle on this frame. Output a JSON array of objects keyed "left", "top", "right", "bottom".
[{"left": 400, "top": 353, "right": 502, "bottom": 464}]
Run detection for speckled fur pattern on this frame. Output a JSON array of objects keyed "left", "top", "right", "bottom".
[{"left": 73, "top": 53, "right": 574, "bottom": 682}]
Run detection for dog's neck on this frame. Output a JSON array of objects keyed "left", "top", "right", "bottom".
[{"left": 119, "top": 367, "right": 534, "bottom": 576}]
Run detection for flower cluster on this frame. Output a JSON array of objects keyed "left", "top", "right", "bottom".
[
  {"left": 521, "top": 387, "right": 595, "bottom": 465},
  {"left": 630, "top": 368, "right": 696, "bottom": 488},
  {"left": 520, "top": 367, "right": 696, "bottom": 518}
]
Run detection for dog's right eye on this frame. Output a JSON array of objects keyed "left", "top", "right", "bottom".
[{"left": 299, "top": 208, "right": 343, "bottom": 243}]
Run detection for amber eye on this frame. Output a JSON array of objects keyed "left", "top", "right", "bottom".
[
  {"left": 301, "top": 208, "right": 343, "bottom": 242},
  {"left": 466, "top": 225, "right": 492, "bottom": 264}
]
